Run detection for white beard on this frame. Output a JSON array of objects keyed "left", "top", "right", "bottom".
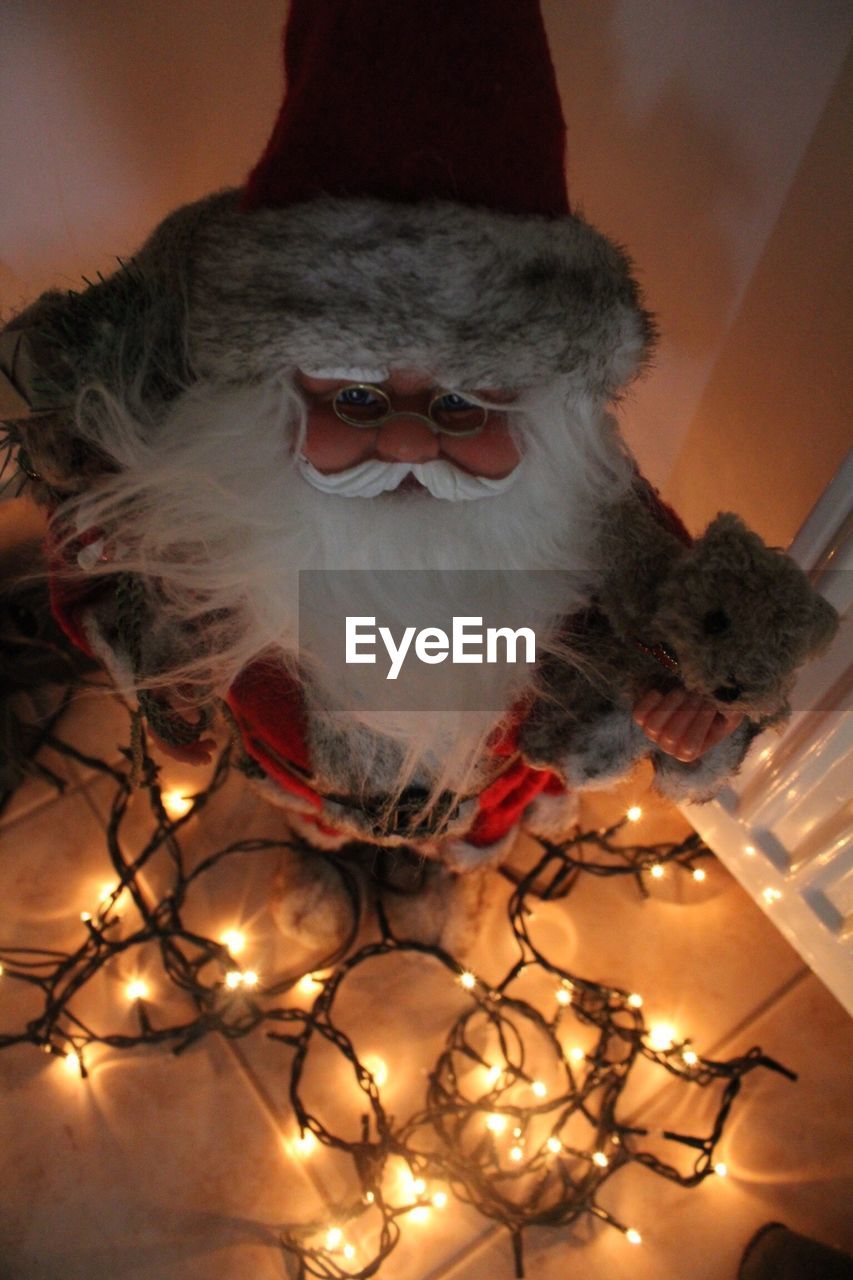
[{"left": 69, "top": 374, "right": 634, "bottom": 808}]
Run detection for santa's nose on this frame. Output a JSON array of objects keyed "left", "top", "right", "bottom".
[{"left": 375, "top": 415, "right": 440, "bottom": 463}]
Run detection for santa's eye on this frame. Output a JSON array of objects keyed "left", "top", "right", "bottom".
[
  {"left": 337, "top": 386, "right": 382, "bottom": 407},
  {"left": 434, "top": 392, "right": 476, "bottom": 412},
  {"left": 430, "top": 392, "right": 487, "bottom": 434},
  {"left": 333, "top": 385, "right": 390, "bottom": 425}
]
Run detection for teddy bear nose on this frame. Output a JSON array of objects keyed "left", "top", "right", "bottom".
[{"left": 713, "top": 683, "right": 742, "bottom": 703}]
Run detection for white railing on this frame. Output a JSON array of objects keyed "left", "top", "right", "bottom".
[{"left": 681, "top": 451, "right": 853, "bottom": 1015}]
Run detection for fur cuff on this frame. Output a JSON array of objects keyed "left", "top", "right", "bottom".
[
  {"left": 185, "top": 191, "right": 653, "bottom": 396},
  {"left": 651, "top": 720, "right": 758, "bottom": 804},
  {"left": 4, "top": 189, "right": 653, "bottom": 425}
]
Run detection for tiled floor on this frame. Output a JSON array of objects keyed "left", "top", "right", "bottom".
[{"left": 1, "top": 613, "right": 851, "bottom": 1278}]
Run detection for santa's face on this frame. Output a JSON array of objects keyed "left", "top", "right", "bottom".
[
  {"left": 66, "top": 363, "right": 634, "bottom": 807},
  {"left": 295, "top": 367, "right": 522, "bottom": 500}
]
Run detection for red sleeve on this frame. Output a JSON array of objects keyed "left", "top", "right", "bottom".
[
  {"left": 632, "top": 471, "right": 692, "bottom": 546},
  {"left": 44, "top": 525, "right": 107, "bottom": 658}
]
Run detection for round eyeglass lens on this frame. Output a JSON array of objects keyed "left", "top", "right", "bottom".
[
  {"left": 430, "top": 393, "right": 488, "bottom": 435},
  {"left": 333, "top": 385, "right": 390, "bottom": 425}
]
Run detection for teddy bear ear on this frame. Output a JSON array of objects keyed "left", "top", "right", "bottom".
[
  {"left": 702, "top": 511, "right": 752, "bottom": 542},
  {"left": 689, "top": 511, "right": 762, "bottom": 574}
]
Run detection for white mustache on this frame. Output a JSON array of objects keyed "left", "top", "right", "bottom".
[{"left": 297, "top": 455, "right": 521, "bottom": 501}]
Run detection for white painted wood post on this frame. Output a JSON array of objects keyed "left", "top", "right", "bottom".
[{"left": 680, "top": 452, "right": 853, "bottom": 1015}]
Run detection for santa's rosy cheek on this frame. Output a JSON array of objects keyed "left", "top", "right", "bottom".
[
  {"left": 439, "top": 421, "right": 521, "bottom": 478},
  {"left": 302, "top": 409, "right": 377, "bottom": 472}
]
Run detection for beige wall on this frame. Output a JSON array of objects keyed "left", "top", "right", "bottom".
[
  {"left": 667, "top": 47, "right": 852, "bottom": 545},
  {"left": 542, "top": 1, "right": 852, "bottom": 497}
]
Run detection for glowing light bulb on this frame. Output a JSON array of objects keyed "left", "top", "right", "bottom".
[
  {"left": 627, "top": 993, "right": 643, "bottom": 1009},
  {"left": 546, "top": 1136, "right": 562, "bottom": 1154},
  {"left": 343, "top": 1244, "right": 356, "bottom": 1261},
  {"left": 556, "top": 987, "right": 572, "bottom": 1006},
  {"left": 692, "top": 868, "right": 707, "bottom": 882},
  {"left": 298, "top": 973, "right": 325, "bottom": 995},
  {"left": 293, "top": 1130, "right": 317, "bottom": 1157},
  {"left": 569, "top": 1046, "right": 585, "bottom": 1062},
  {"left": 648, "top": 1022, "right": 677, "bottom": 1051},
  {"left": 486, "top": 1113, "right": 507, "bottom": 1134},
  {"left": 485, "top": 1063, "right": 503, "bottom": 1086},
  {"left": 0, "top": 962, "right": 4, "bottom": 976},
  {"left": 63, "top": 1052, "right": 82, "bottom": 1077},
  {"left": 224, "top": 971, "right": 243, "bottom": 990},
  {"left": 432, "top": 1190, "right": 448, "bottom": 1209},
  {"left": 99, "top": 883, "right": 116, "bottom": 903},
  {"left": 220, "top": 929, "right": 245, "bottom": 955},
  {"left": 744, "top": 844, "right": 756, "bottom": 856},
  {"left": 510, "top": 1145, "right": 524, "bottom": 1162},
  {"left": 626, "top": 805, "right": 642, "bottom": 822},
  {"left": 125, "top": 979, "right": 149, "bottom": 1002},
  {"left": 714, "top": 1161, "right": 728, "bottom": 1178},
  {"left": 411, "top": 1177, "right": 426, "bottom": 1196},
  {"left": 162, "top": 790, "right": 193, "bottom": 818},
  {"left": 682, "top": 1049, "right": 699, "bottom": 1067},
  {"left": 650, "top": 863, "right": 665, "bottom": 879},
  {"left": 363, "top": 1190, "right": 375, "bottom": 1205},
  {"left": 531, "top": 1080, "right": 547, "bottom": 1098},
  {"left": 592, "top": 1150, "right": 609, "bottom": 1168},
  {"left": 626, "top": 1228, "right": 642, "bottom": 1245},
  {"left": 363, "top": 1055, "right": 388, "bottom": 1087},
  {"left": 242, "top": 970, "right": 259, "bottom": 988},
  {"left": 410, "top": 1206, "right": 430, "bottom": 1223},
  {"left": 458, "top": 970, "right": 477, "bottom": 990},
  {"left": 762, "top": 887, "right": 782, "bottom": 904},
  {"left": 325, "top": 1227, "right": 343, "bottom": 1250},
  {"left": 80, "top": 911, "right": 91, "bottom": 923}
]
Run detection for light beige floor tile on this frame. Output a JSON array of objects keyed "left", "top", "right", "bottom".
[
  {"left": 0, "top": 784, "right": 124, "bottom": 950},
  {"left": 0, "top": 687, "right": 85, "bottom": 828},
  {"left": 0, "top": 757, "right": 79, "bottom": 831},
  {"left": 3, "top": 708, "right": 848, "bottom": 1280},
  {"left": 51, "top": 674, "right": 135, "bottom": 773},
  {"left": 448, "top": 971, "right": 853, "bottom": 1280},
  {"left": 503, "top": 772, "right": 809, "bottom": 1112},
  {"left": 0, "top": 1035, "right": 322, "bottom": 1280},
  {"left": 0, "top": 765, "right": 336, "bottom": 1280},
  {"left": 80, "top": 763, "right": 349, "bottom": 991}
]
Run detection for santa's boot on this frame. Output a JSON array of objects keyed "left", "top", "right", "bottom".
[
  {"left": 271, "top": 840, "right": 363, "bottom": 961},
  {"left": 367, "top": 847, "right": 493, "bottom": 959}
]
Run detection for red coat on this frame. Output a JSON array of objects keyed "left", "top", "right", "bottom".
[{"left": 227, "top": 661, "right": 565, "bottom": 847}]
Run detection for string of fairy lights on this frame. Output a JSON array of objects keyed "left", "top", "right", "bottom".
[{"left": 0, "top": 707, "right": 796, "bottom": 1280}]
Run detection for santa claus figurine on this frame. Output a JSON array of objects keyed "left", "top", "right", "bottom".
[{"left": 1, "top": 0, "right": 751, "bottom": 890}]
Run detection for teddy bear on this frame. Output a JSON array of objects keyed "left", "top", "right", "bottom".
[{"left": 520, "top": 490, "right": 839, "bottom": 802}]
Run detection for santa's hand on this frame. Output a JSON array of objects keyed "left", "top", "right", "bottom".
[
  {"left": 144, "top": 690, "right": 216, "bottom": 765},
  {"left": 632, "top": 689, "right": 743, "bottom": 763}
]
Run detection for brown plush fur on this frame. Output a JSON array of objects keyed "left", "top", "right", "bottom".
[{"left": 521, "top": 493, "right": 838, "bottom": 801}]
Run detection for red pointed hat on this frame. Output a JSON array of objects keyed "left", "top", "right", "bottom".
[
  {"left": 243, "top": 0, "right": 570, "bottom": 218},
  {"left": 0, "top": 1, "right": 653, "bottom": 417}
]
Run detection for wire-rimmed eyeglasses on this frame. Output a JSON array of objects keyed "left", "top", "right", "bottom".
[{"left": 331, "top": 384, "right": 489, "bottom": 437}]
